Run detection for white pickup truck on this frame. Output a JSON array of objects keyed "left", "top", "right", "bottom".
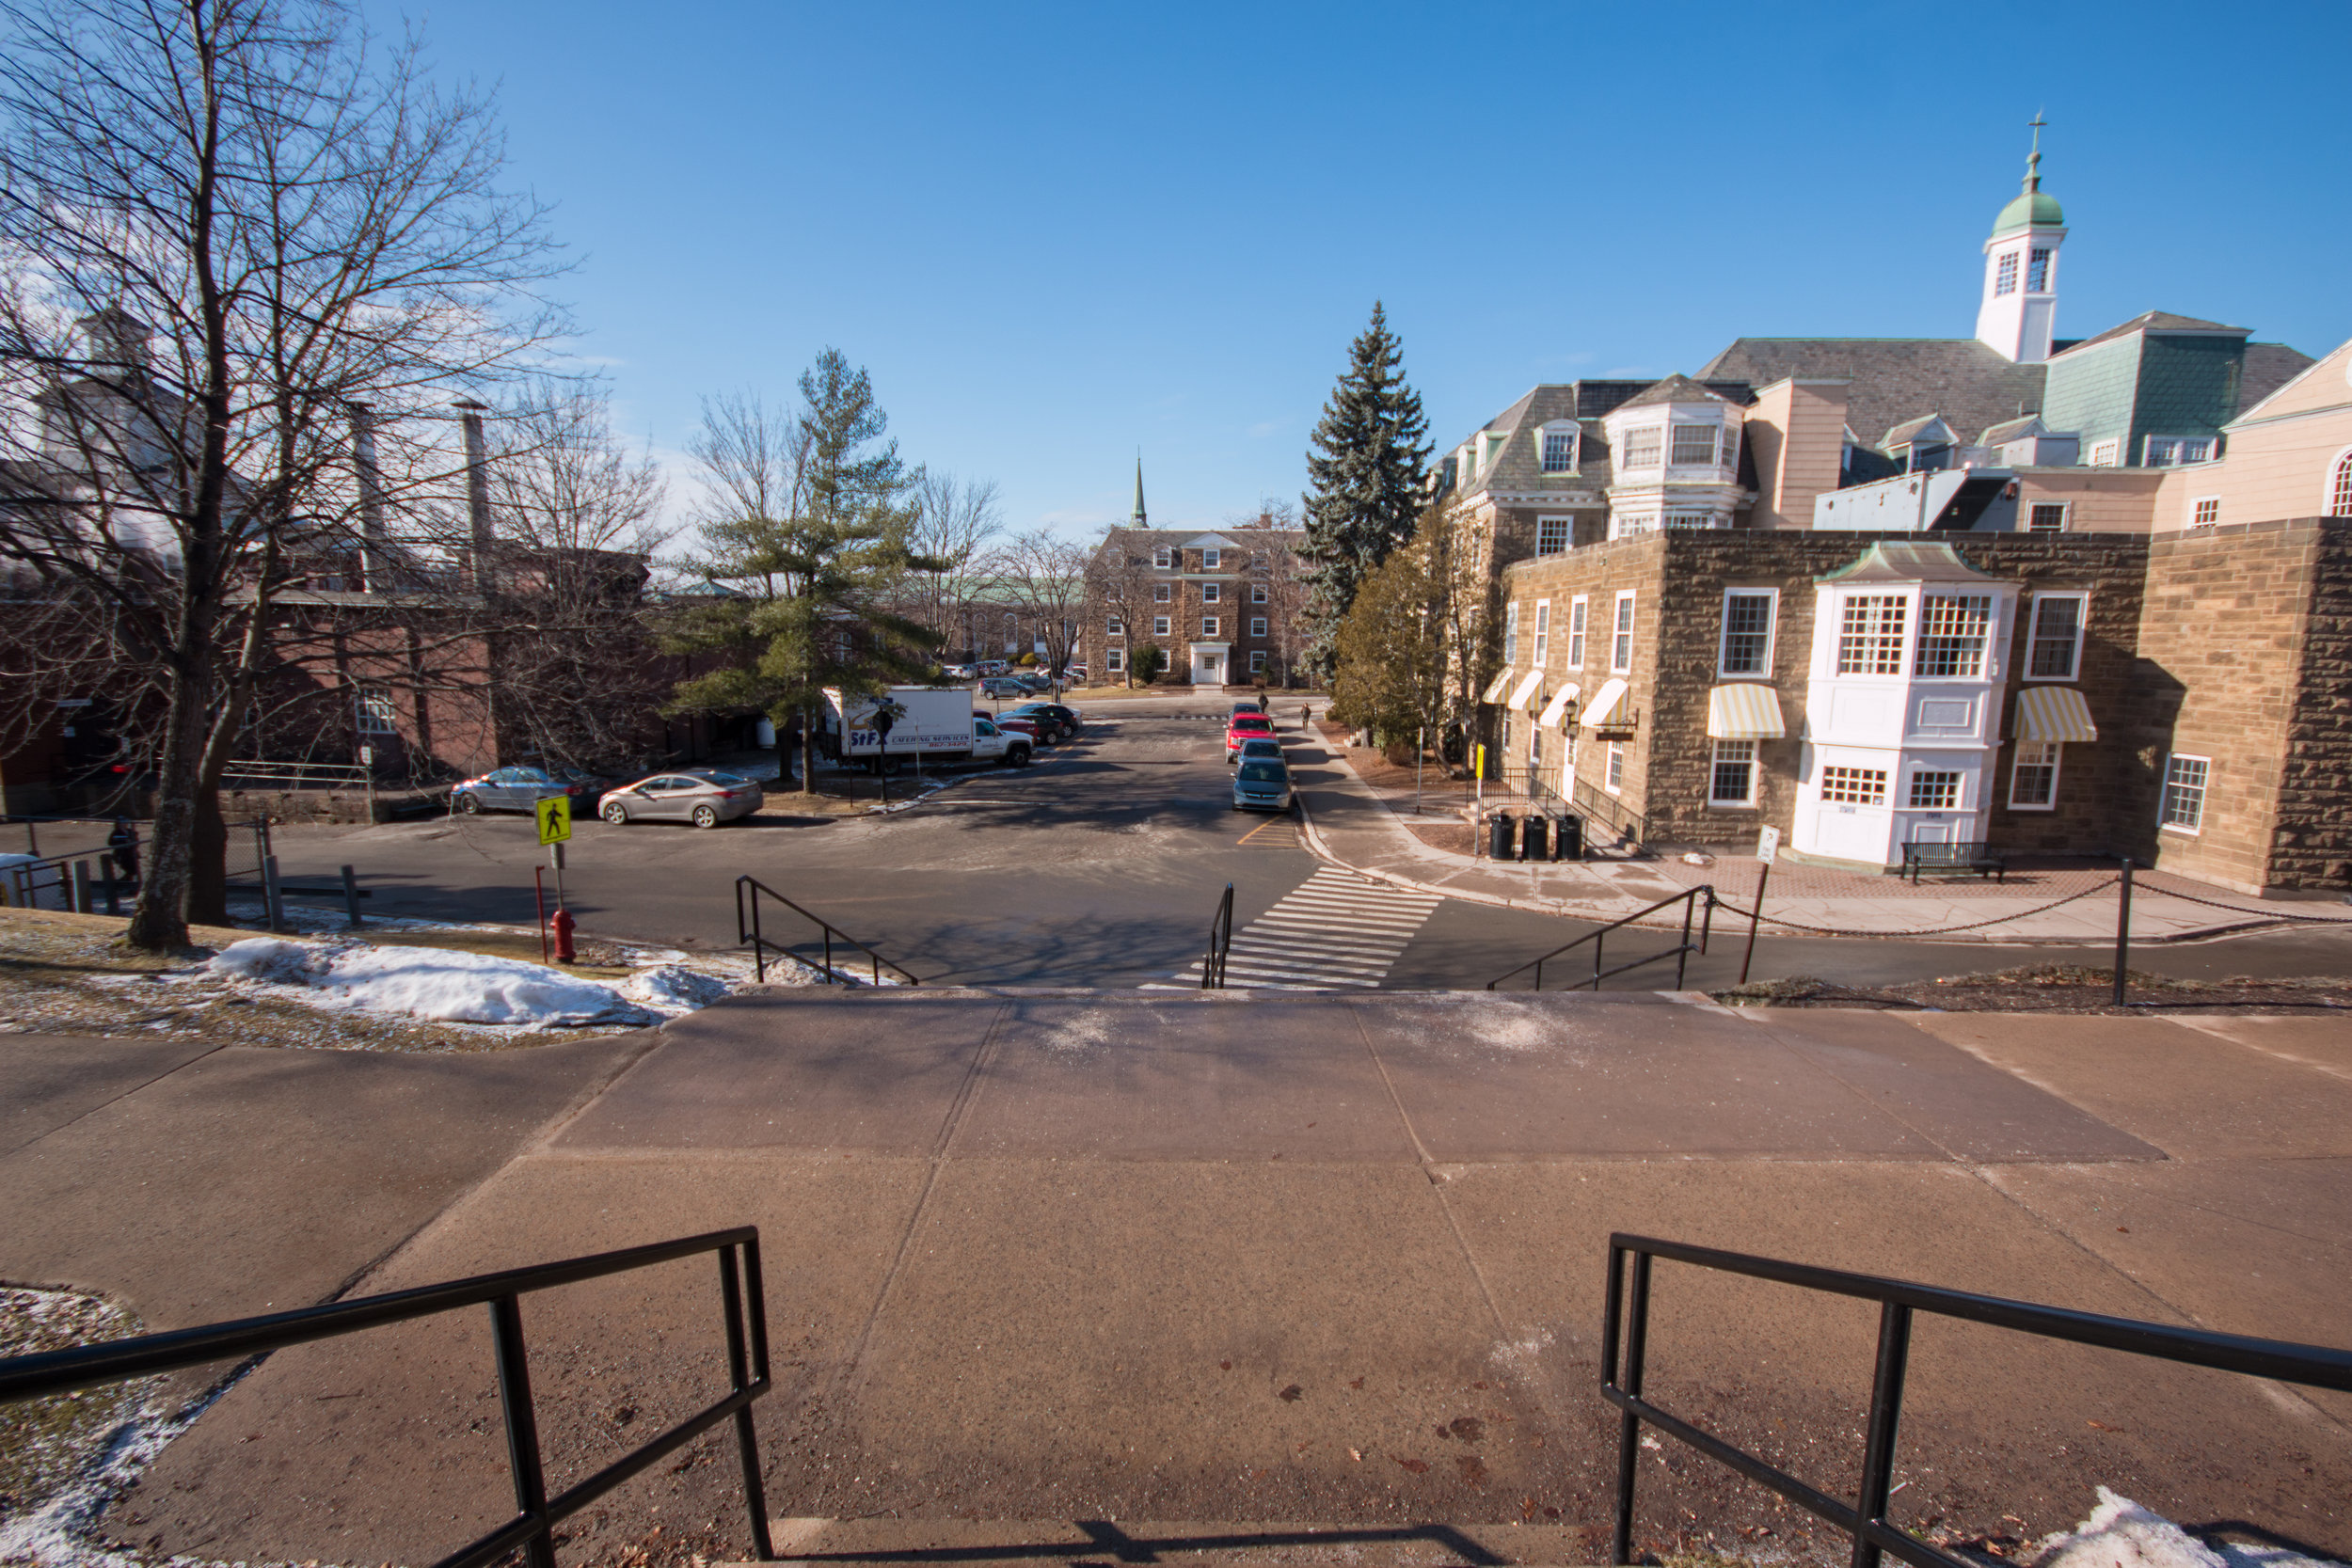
[{"left": 821, "top": 686, "right": 1032, "bottom": 773}]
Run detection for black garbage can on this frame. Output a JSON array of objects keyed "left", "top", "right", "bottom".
[
  {"left": 1555, "top": 814, "right": 1584, "bottom": 861},
  {"left": 1486, "top": 813, "right": 1515, "bottom": 861},
  {"left": 1520, "top": 815, "right": 1549, "bottom": 862}
]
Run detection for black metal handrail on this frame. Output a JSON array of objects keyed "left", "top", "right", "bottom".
[
  {"left": 736, "top": 874, "right": 918, "bottom": 987},
  {"left": 1486, "top": 885, "right": 1714, "bottom": 992},
  {"left": 1202, "top": 880, "right": 1234, "bottom": 990},
  {"left": 1602, "top": 1232, "right": 2352, "bottom": 1568},
  {"left": 1573, "top": 777, "right": 1648, "bottom": 851},
  {"left": 0, "top": 1227, "right": 777, "bottom": 1568}
]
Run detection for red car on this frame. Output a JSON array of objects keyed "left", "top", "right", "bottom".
[{"left": 1225, "top": 712, "right": 1275, "bottom": 763}]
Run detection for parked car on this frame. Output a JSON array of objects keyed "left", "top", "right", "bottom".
[
  {"left": 1225, "top": 712, "right": 1276, "bottom": 762},
  {"left": 987, "top": 711, "right": 1044, "bottom": 742},
  {"left": 940, "top": 662, "right": 976, "bottom": 680},
  {"left": 1064, "top": 663, "right": 1088, "bottom": 682},
  {"left": 977, "top": 659, "right": 1010, "bottom": 677},
  {"left": 1233, "top": 736, "right": 1283, "bottom": 766},
  {"left": 1232, "top": 758, "right": 1294, "bottom": 813},
  {"left": 1008, "top": 702, "right": 1083, "bottom": 740},
  {"left": 452, "top": 766, "right": 602, "bottom": 816},
  {"left": 597, "top": 770, "right": 764, "bottom": 828},
  {"left": 1009, "top": 671, "right": 1054, "bottom": 693},
  {"left": 1230, "top": 700, "right": 1263, "bottom": 717},
  {"left": 979, "top": 677, "right": 1029, "bottom": 699}
]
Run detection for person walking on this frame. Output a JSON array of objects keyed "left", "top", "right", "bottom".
[{"left": 106, "top": 816, "right": 140, "bottom": 889}]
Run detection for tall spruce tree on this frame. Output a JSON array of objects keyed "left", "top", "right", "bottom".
[{"left": 1299, "top": 302, "right": 1432, "bottom": 677}]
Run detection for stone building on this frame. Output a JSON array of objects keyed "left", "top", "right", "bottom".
[{"left": 1083, "top": 465, "right": 1310, "bottom": 687}]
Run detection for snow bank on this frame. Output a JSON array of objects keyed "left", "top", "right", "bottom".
[
  {"left": 2035, "top": 1490, "right": 2345, "bottom": 1568},
  {"left": 210, "top": 938, "right": 653, "bottom": 1026},
  {"left": 622, "top": 963, "right": 737, "bottom": 1013}
]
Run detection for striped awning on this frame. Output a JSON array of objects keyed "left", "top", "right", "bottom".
[
  {"left": 1537, "top": 683, "right": 1581, "bottom": 729},
  {"left": 1707, "top": 683, "right": 1787, "bottom": 740},
  {"left": 1579, "top": 676, "right": 1630, "bottom": 730},
  {"left": 2013, "top": 684, "right": 2097, "bottom": 742},
  {"left": 1480, "top": 668, "right": 1515, "bottom": 704},
  {"left": 1507, "top": 670, "right": 1546, "bottom": 712}
]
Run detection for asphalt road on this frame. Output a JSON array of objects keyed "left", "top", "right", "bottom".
[{"left": 246, "top": 701, "right": 2352, "bottom": 992}]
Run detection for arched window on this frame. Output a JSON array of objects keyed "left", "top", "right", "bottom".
[{"left": 2332, "top": 448, "right": 2352, "bottom": 517}]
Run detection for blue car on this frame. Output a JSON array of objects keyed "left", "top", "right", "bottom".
[{"left": 1232, "top": 757, "right": 1294, "bottom": 812}]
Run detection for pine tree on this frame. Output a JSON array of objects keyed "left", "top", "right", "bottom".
[{"left": 1299, "top": 302, "right": 1432, "bottom": 678}]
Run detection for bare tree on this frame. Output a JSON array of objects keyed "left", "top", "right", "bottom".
[
  {"left": 987, "top": 529, "right": 1091, "bottom": 679},
  {"left": 1084, "top": 524, "right": 1162, "bottom": 689},
  {"left": 0, "top": 0, "right": 564, "bottom": 948},
  {"left": 1228, "top": 497, "right": 1308, "bottom": 688},
  {"left": 903, "top": 470, "right": 1003, "bottom": 659}
]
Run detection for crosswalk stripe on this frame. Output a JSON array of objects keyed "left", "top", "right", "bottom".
[{"left": 1146, "top": 863, "right": 1442, "bottom": 992}]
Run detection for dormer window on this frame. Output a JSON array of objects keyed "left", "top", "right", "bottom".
[
  {"left": 1994, "top": 252, "right": 2019, "bottom": 296},
  {"left": 1202, "top": 547, "right": 1220, "bottom": 569},
  {"left": 1620, "top": 426, "right": 1661, "bottom": 468},
  {"left": 1481, "top": 433, "right": 1506, "bottom": 468},
  {"left": 1669, "top": 425, "right": 1719, "bottom": 466},
  {"left": 1539, "top": 423, "right": 1579, "bottom": 473},
  {"left": 1152, "top": 546, "right": 1171, "bottom": 569}
]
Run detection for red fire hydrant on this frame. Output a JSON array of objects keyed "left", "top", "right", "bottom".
[{"left": 550, "top": 906, "right": 577, "bottom": 965}]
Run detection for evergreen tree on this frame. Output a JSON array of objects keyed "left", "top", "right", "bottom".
[
  {"left": 664, "top": 351, "right": 944, "bottom": 795},
  {"left": 1299, "top": 302, "right": 1432, "bottom": 678}
]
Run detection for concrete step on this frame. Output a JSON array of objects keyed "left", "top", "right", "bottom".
[{"left": 731, "top": 1516, "right": 1601, "bottom": 1568}]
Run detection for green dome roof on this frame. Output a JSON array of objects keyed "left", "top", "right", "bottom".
[{"left": 1993, "top": 185, "right": 2064, "bottom": 236}]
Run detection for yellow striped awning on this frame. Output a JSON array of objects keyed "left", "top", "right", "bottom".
[
  {"left": 1537, "top": 683, "right": 1581, "bottom": 729},
  {"left": 1480, "top": 668, "right": 1515, "bottom": 704},
  {"left": 1707, "top": 684, "right": 1786, "bottom": 740},
  {"left": 1506, "top": 670, "right": 1546, "bottom": 712},
  {"left": 1579, "top": 676, "right": 1629, "bottom": 730},
  {"left": 2013, "top": 684, "right": 2097, "bottom": 743}
]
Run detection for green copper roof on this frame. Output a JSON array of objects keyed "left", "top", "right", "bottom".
[{"left": 1993, "top": 186, "right": 2064, "bottom": 236}]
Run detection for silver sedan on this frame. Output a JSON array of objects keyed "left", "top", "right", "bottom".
[{"left": 596, "top": 770, "right": 764, "bottom": 829}]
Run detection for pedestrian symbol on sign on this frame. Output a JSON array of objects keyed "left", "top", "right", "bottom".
[{"left": 536, "top": 794, "right": 572, "bottom": 847}]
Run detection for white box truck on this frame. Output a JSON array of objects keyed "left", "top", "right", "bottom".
[{"left": 821, "top": 686, "right": 1032, "bottom": 773}]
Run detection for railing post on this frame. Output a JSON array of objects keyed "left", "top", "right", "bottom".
[
  {"left": 1851, "top": 1301, "right": 1915, "bottom": 1568},
  {"left": 488, "top": 1294, "right": 559, "bottom": 1568},
  {"left": 1612, "top": 1247, "right": 1653, "bottom": 1565},
  {"left": 719, "top": 1244, "right": 776, "bottom": 1560},
  {"left": 71, "top": 858, "right": 93, "bottom": 914},
  {"left": 823, "top": 927, "right": 834, "bottom": 984},
  {"left": 341, "top": 864, "right": 362, "bottom": 929},
  {"left": 1591, "top": 930, "right": 1604, "bottom": 991},
  {"left": 2112, "top": 857, "right": 2134, "bottom": 1007},
  {"left": 1675, "top": 892, "right": 1696, "bottom": 990}
]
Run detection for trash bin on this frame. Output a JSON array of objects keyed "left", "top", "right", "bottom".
[
  {"left": 1486, "top": 813, "right": 1515, "bottom": 861},
  {"left": 1520, "top": 815, "right": 1549, "bottom": 862},
  {"left": 1555, "top": 814, "right": 1583, "bottom": 862}
]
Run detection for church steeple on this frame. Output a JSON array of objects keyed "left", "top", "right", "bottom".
[
  {"left": 1977, "top": 117, "right": 2067, "bottom": 364},
  {"left": 1131, "top": 454, "right": 1147, "bottom": 527}
]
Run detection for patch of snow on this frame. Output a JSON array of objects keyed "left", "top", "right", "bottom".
[
  {"left": 2034, "top": 1490, "right": 2346, "bottom": 1568},
  {"left": 209, "top": 937, "right": 653, "bottom": 1026},
  {"left": 621, "top": 963, "right": 738, "bottom": 1014}
]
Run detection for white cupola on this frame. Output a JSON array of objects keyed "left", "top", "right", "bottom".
[{"left": 1976, "top": 121, "right": 2066, "bottom": 364}]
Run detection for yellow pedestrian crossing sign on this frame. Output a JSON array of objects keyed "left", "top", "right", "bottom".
[{"left": 536, "top": 794, "right": 572, "bottom": 846}]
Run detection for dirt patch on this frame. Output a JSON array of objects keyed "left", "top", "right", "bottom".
[{"left": 1716, "top": 961, "right": 2352, "bottom": 1015}]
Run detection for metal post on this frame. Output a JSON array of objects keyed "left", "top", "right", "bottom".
[
  {"left": 71, "top": 859, "right": 93, "bottom": 915},
  {"left": 533, "top": 866, "right": 549, "bottom": 962},
  {"left": 1851, "top": 1302, "right": 1915, "bottom": 1568},
  {"left": 549, "top": 840, "right": 566, "bottom": 913},
  {"left": 101, "top": 858, "right": 119, "bottom": 915},
  {"left": 1611, "top": 1248, "right": 1653, "bottom": 1566},
  {"left": 2112, "top": 857, "right": 2134, "bottom": 1007},
  {"left": 487, "top": 1294, "right": 560, "bottom": 1568},
  {"left": 1591, "top": 931, "right": 1604, "bottom": 991},
  {"left": 262, "top": 855, "right": 285, "bottom": 931},
  {"left": 340, "top": 864, "right": 361, "bottom": 928},
  {"left": 823, "top": 927, "right": 834, "bottom": 985},
  {"left": 718, "top": 1244, "right": 776, "bottom": 1560},
  {"left": 1674, "top": 892, "right": 1696, "bottom": 990},
  {"left": 1740, "top": 863, "right": 1772, "bottom": 986},
  {"left": 1415, "top": 725, "right": 1424, "bottom": 816}
]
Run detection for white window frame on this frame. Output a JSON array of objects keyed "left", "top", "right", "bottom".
[
  {"left": 1565, "top": 596, "right": 1588, "bottom": 668},
  {"left": 1819, "top": 766, "right": 1888, "bottom": 806},
  {"left": 1534, "top": 515, "right": 1572, "bottom": 556},
  {"left": 2328, "top": 446, "right": 2352, "bottom": 517},
  {"left": 1531, "top": 599, "right": 1550, "bottom": 665},
  {"left": 1668, "top": 423, "right": 1720, "bottom": 467},
  {"left": 1201, "top": 616, "right": 1219, "bottom": 638},
  {"left": 2026, "top": 247, "right": 2052, "bottom": 292},
  {"left": 1906, "top": 768, "right": 1963, "bottom": 811},
  {"left": 2008, "top": 740, "right": 2059, "bottom": 811},
  {"left": 1105, "top": 648, "right": 1124, "bottom": 673},
  {"left": 1249, "top": 616, "right": 1267, "bottom": 637},
  {"left": 1605, "top": 740, "right": 1626, "bottom": 795},
  {"left": 1619, "top": 426, "right": 1661, "bottom": 469},
  {"left": 1708, "top": 739, "right": 1757, "bottom": 808},
  {"left": 1250, "top": 582, "right": 1268, "bottom": 603},
  {"left": 1106, "top": 615, "right": 1125, "bottom": 636},
  {"left": 1152, "top": 581, "right": 1171, "bottom": 603},
  {"left": 2143, "top": 436, "right": 2216, "bottom": 468},
  {"left": 2025, "top": 593, "right": 2088, "bottom": 681},
  {"left": 1994, "top": 250, "right": 2019, "bottom": 296},
  {"left": 1249, "top": 650, "right": 1267, "bottom": 673},
  {"left": 1538, "top": 422, "right": 1579, "bottom": 474},
  {"left": 1152, "top": 615, "right": 1170, "bottom": 637},
  {"left": 356, "top": 689, "right": 397, "bottom": 736},
  {"left": 2088, "top": 438, "right": 2121, "bottom": 467},
  {"left": 2160, "top": 753, "right": 2208, "bottom": 833},
  {"left": 1503, "top": 600, "right": 1520, "bottom": 663},
  {"left": 1203, "top": 547, "right": 1221, "bottom": 569},
  {"left": 1914, "top": 594, "right": 1994, "bottom": 679},
  {"left": 1611, "top": 591, "right": 1635, "bottom": 673},
  {"left": 1201, "top": 581, "right": 1220, "bottom": 604},
  {"left": 2026, "top": 501, "right": 2071, "bottom": 533},
  {"left": 2188, "top": 496, "right": 2221, "bottom": 529},
  {"left": 1717, "top": 588, "right": 1777, "bottom": 677},
  {"left": 1152, "top": 546, "right": 1172, "bottom": 569}
]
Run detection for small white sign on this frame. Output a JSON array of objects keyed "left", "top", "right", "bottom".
[
  {"left": 358, "top": 745, "right": 373, "bottom": 766},
  {"left": 1756, "top": 825, "right": 1781, "bottom": 864}
]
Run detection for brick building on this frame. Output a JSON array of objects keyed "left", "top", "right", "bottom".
[{"left": 1084, "top": 465, "right": 1310, "bottom": 687}]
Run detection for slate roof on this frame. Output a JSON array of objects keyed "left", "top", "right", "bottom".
[
  {"left": 1090, "top": 526, "right": 1306, "bottom": 565},
  {"left": 2240, "top": 343, "right": 2318, "bottom": 411},
  {"left": 1696, "top": 338, "right": 2049, "bottom": 458},
  {"left": 2058, "top": 311, "right": 2249, "bottom": 354},
  {"left": 1613, "top": 374, "right": 1731, "bottom": 410}
]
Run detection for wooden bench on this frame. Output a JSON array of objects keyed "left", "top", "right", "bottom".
[{"left": 1900, "top": 840, "right": 2007, "bottom": 882}]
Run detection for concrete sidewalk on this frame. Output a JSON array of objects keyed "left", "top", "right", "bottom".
[
  {"left": 30, "top": 989, "right": 2345, "bottom": 1568},
  {"left": 1287, "top": 726, "right": 2352, "bottom": 945}
]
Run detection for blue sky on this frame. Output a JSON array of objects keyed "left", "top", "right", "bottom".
[{"left": 379, "top": 0, "right": 2352, "bottom": 538}]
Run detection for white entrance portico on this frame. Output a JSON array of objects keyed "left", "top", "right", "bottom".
[{"left": 1188, "top": 641, "right": 1229, "bottom": 687}]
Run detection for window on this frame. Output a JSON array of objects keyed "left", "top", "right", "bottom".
[
  {"left": 1915, "top": 594, "right": 1993, "bottom": 677},
  {"left": 2160, "top": 754, "right": 2208, "bottom": 832},
  {"left": 1532, "top": 600, "right": 1550, "bottom": 664},
  {"left": 1566, "top": 597, "right": 1588, "bottom": 668},
  {"left": 1249, "top": 650, "right": 1267, "bottom": 673},
  {"left": 1665, "top": 510, "right": 1718, "bottom": 530},
  {"left": 1152, "top": 615, "right": 1170, "bottom": 636},
  {"left": 1709, "top": 740, "right": 1756, "bottom": 806},
  {"left": 1203, "top": 547, "right": 1221, "bottom": 569},
  {"left": 1106, "top": 615, "right": 1125, "bottom": 636},
  {"left": 1836, "top": 595, "right": 1907, "bottom": 674},
  {"left": 1535, "top": 515, "right": 1571, "bottom": 556},
  {"left": 1153, "top": 581, "right": 1171, "bottom": 602},
  {"left": 2088, "top": 439, "right": 2121, "bottom": 467},
  {"left": 2026, "top": 248, "right": 2052, "bottom": 292},
  {"left": 1719, "top": 591, "right": 1775, "bottom": 675},
  {"left": 1201, "top": 617, "right": 1219, "bottom": 637},
  {"left": 1251, "top": 583, "right": 1268, "bottom": 603},
  {"left": 2144, "top": 436, "right": 2215, "bottom": 467},
  {"left": 1619, "top": 426, "right": 1661, "bottom": 467},
  {"left": 1540, "top": 426, "right": 1578, "bottom": 472},
  {"left": 2026, "top": 594, "right": 2086, "bottom": 680},
  {"left": 1106, "top": 649, "right": 1124, "bottom": 673},
  {"left": 1606, "top": 740, "right": 1626, "bottom": 793},
  {"left": 1610, "top": 510, "right": 1661, "bottom": 540},
  {"left": 1670, "top": 424, "right": 1719, "bottom": 466},
  {"left": 1994, "top": 251, "right": 2019, "bottom": 295},
  {"left": 1611, "top": 592, "right": 1635, "bottom": 673},
  {"left": 356, "top": 690, "right": 396, "bottom": 735},
  {"left": 1202, "top": 582, "right": 1220, "bottom": 603},
  {"left": 2027, "top": 502, "right": 2070, "bottom": 533},
  {"left": 1503, "top": 599, "right": 1520, "bottom": 662},
  {"left": 2189, "top": 497, "right": 2220, "bottom": 529},
  {"left": 1250, "top": 616, "right": 1267, "bottom": 637},
  {"left": 1820, "top": 767, "right": 1888, "bottom": 806},
  {"left": 1907, "top": 770, "right": 1962, "bottom": 810},
  {"left": 2333, "top": 450, "right": 2352, "bottom": 516},
  {"left": 1152, "top": 546, "right": 1171, "bottom": 568},
  {"left": 2010, "top": 741, "right": 2058, "bottom": 809}
]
